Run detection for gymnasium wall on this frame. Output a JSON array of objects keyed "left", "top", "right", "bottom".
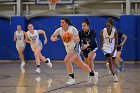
[{"left": 0, "top": 16, "right": 139, "bottom": 61}]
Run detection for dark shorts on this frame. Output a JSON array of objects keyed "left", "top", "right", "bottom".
[
  {"left": 82, "top": 47, "right": 98, "bottom": 58},
  {"left": 104, "top": 53, "right": 116, "bottom": 59},
  {"left": 117, "top": 46, "right": 123, "bottom": 51}
]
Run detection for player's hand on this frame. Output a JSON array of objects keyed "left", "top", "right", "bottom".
[
  {"left": 120, "top": 42, "right": 124, "bottom": 46},
  {"left": 86, "top": 41, "right": 90, "bottom": 47},
  {"left": 81, "top": 45, "right": 86, "bottom": 50},
  {"left": 110, "top": 52, "right": 114, "bottom": 56},
  {"left": 81, "top": 44, "right": 88, "bottom": 50},
  {"left": 100, "top": 47, "right": 103, "bottom": 50},
  {"left": 44, "top": 39, "right": 47, "bottom": 44},
  {"left": 52, "top": 37, "right": 59, "bottom": 41},
  {"left": 30, "top": 41, "right": 36, "bottom": 43}
]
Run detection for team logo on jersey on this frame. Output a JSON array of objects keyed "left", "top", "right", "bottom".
[{"left": 30, "top": 36, "right": 37, "bottom": 41}]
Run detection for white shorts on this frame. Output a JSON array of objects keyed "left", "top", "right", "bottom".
[
  {"left": 31, "top": 41, "right": 42, "bottom": 51},
  {"left": 65, "top": 43, "right": 81, "bottom": 54},
  {"left": 102, "top": 46, "right": 117, "bottom": 57},
  {"left": 16, "top": 43, "right": 26, "bottom": 51}
]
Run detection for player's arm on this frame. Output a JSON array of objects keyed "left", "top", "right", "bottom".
[
  {"left": 50, "top": 29, "right": 60, "bottom": 41},
  {"left": 79, "top": 31, "right": 85, "bottom": 50},
  {"left": 73, "top": 27, "right": 80, "bottom": 43},
  {"left": 79, "top": 31, "right": 82, "bottom": 46},
  {"left": 38, "top": 30, "right": 47, "bottom": 44},
  {"left": 23, "top": 31, "right": 27, "bottom": 41},
  {"left": 74, "top": 34, "right": 80, "bottom": 43},
  {"left": 120, "top": 34, "right": 127, "bottom": 46},
  {"left": 14, "top": 32, "right": 16, "bottom": 42},
  {"left": 24, "top": 32, "right": 31, "bottom": 43},
  {"left": 112, "top": 31, "right": 118, "bottom": 55},
  {"left": 99, "top": 30, "right": 103, "bottom": 50}
]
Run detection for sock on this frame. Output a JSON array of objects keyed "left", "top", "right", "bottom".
[
  {"left": 89, "top": 71, "right": 94, "bottom": 76},
  {"left": 45, "top": 60, "right": 49, "bottom": 63},
  {"left": 69, "top": 73, "right": 74, "bottom": 79},
  {"left": 37, "top": 65, "right": 40, "bottom": 68}
]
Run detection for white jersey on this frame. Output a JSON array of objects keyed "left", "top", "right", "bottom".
[
  {"left": 27, "top": 30, "right": 42, "bottom": 51},
  {"left": 54, "top": 26, "right": 80, "bottom": 53},
  {"left": 102, "top": 28, "right": 117, "bottom": 56},
  {"left": 15, "top": 30, "right": 25, "bottom": 46}
]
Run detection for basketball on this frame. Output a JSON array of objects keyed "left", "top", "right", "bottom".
[{"left": 61, "top": 32, "right": 73, "bottom": 43}]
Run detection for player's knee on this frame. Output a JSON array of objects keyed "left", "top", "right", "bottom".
[
  {"left": 18, "top": 51, "right": 22, "bottom": 55},
  {"left": 94, "top": 53, "right": 96, "bottom": 57},
  {"left": 107, "top": 57, "right": 112, "bottom": 60},
  {"left": 64, "top": 58, "right": 70, "bottom": 64},
  {"left": 34, "top": 51, "right": 39, "bottom": 57},
  {"left": 115, "top": 56, "right": 119, "bottom": 60},
  {"left": 88, "top": 57, "right": 93, "bottom": 61}
]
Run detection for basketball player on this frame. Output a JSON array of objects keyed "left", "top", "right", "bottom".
[
  {"left": 50, "top": 18, "right": 98, "bottom": 85},
  {"left": 100, "top": 22, "right": 118, "bottom": 82},
  {"left": 108, "top": 18, "right": 127, "bottom": 73},
  {"left": 79, "top": 18, "right": 98, "bottom": 72},
  {"left": 14, "top": 25, "right": 26, "bottom": 68},
  {"left": 116, "top": 32, "right": 127, "bottom": 72},
  {"left": 25, "top": 24, "right": 52, "bottom": 73}
]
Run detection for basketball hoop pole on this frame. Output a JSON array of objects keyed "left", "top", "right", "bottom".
[{"left": 48, "top": 0, "right": 58, "bottom": 10}]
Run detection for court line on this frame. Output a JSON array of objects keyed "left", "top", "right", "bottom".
[
  {"left": 0, "top": 75, "right": 11, "bottom": 79},
  {"left": 45, "top": 68, "right": 132, "bottom": 93}
]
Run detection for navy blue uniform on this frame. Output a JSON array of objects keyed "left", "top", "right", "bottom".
[
  {"left": 79, "top": 29, "right": 98, "bottom": 58},
  {"left": 117, "top": 32, "right": 123, "bottom": 51}
]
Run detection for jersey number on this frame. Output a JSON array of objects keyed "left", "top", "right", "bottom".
[
  {"left": 109, "top": 38, "right": 113, "bottom": 43},
  {"left": 32, "top": 37, "right": 36, "bottom": 41}
]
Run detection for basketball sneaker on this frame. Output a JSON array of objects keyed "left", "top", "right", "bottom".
[
  {"left": 35, "top": 67, "right": 41, "bottom": 73},
  {"left": 46, "top": 58, "right": 52, "bottom": 68},
  {"left": 20, "top": 62, "right": 25, "bottom": 68},
  {"left": 113, "top": 75, "right": 118, "bottom": 82},
  {"left": 87, "top": 71, "right": 98, "bottom": 84},
  {"left": 66, "top": 77, "right": 75, "bottom": 85}
]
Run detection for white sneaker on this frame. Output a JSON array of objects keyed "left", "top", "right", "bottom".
[
  {"left": 46, "top": 58, "right": 52, "bottom": 68},
  {"left": 35, "top": 67, "right": 41, "bottom": 73},
  {"left": 93, "top": 72, "right": 99, "bottom": 84},
  {"left": 20, "top": 62, "right": 25, "bottom": 68},
  {"left": 87, "top": 75, "right": 93, "bottom": 83},
  {"left": 66, "top": 77, "right": 75, "bottom": 85},
  {"left": 106, "top": 63, "right": 111, "bottom": 74},
  {"left": 113, "top": 75, "right": 118, "bottom": 82}
]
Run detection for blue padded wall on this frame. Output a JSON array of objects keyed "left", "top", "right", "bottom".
[
  {"left": 136, "top": 16, "right": 140, "bottom": 60},
  {"left": 120, "top": 16, "right": 136, "bottom": 60},
  {"left": 0, "top": 16, "right": 139, "bottom": 61},
  {"left": 0, "top": 17, "right": 11, "bottom": 59}
]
